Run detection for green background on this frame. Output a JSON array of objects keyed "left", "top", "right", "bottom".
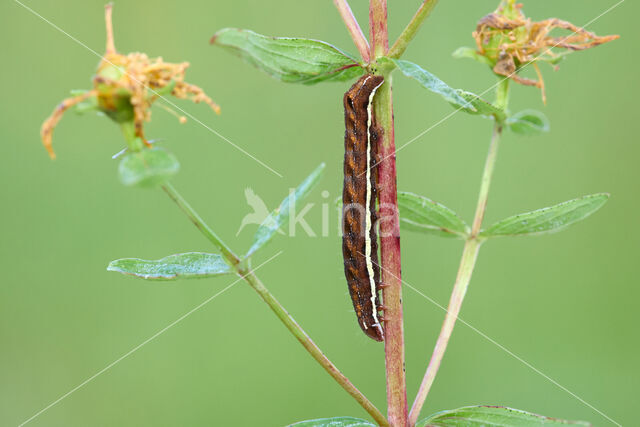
[{"left": 1, "top": 0, "right": 636, "bottom": 426}]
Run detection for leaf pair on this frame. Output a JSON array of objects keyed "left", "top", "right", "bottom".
[
  {"left": 212, "top": 29, "right": 549, "bottom": 136},
  {"left": 398, "top": 192, "right": 608, "bottom": 239},
  {"left": 289, "top": 406, "right": 590, "bottom": 426},
  {"left": 384, "top": 58, "right": 509, "bottom": 122},
  {"left": 390, "top": 59, "right": 549, "bottom": 135},
  {"left": 109, "top": 164, "right": 326, "bottom": 280}
]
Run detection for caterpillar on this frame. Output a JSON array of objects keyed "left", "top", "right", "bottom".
[{"left": 342, "top": 74, "right": 385, "bottom": 342}]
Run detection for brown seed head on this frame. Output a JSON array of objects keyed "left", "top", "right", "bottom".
[{"left": 472, "top": 0, "right": 619, "bottom": 102}]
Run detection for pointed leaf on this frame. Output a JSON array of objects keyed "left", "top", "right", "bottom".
[
  {"left": 289, "top": 417, "right": 375, "bottom": 427},
  {"left": 391, "top": 59, "right": 474, "bottom": 112},
  {"left": 455, "top": 90, "right": 506, "bottom": 121},
  {"left": 398, "top": 192, "right": 470, "bottom": 239},
  {"left": 452, "top": 46, "right": 493, "bottom": 66},
  {"left": 507, "top": 110, "right": 550, "bottom": 135},
  {"left": 211, "top": 28, "right": 364, "bottom": 84},
  {"left": 107, "top": 252, "right": 233, "bottom": 281},
  {"left": 417, "top": 406, "right": 590, "bottom": 426},
  {"left": 118, "top": 147, "right": 180, "bottom": 188},
  {"left": 246, "top": 163, "right": 325, "bottom": 257},
  {"left": 481, "top": 194, "right": 609, "bottom": 238},
  {"left": 388, "top": 58, "right": 504, "bottom": 119}
]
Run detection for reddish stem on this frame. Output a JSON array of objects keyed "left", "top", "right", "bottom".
[
  {"left": 369, "top": 0, "right": 389, "bottom": 58},
  {"left": 370, "top": 1, "right": 409, "bottom": 426},
  {"left": 333, "top": 0, "right": 370, "bottom": 63}
]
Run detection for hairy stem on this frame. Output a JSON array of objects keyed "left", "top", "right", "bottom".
[
  {"left": 333, "top": 0, "right": 370, "bottom": 63},
  {"left": 388, "top": 0, "right": 439, "bottom": 59},
  {"left": 161, "top": 183, "right": 387, "bottom": 425},
  {"left": 370, "top": 1, "right": 409, "bottom": 425},
  {"left": 409, "top": 81, "right": 509, "bottom": 425}
]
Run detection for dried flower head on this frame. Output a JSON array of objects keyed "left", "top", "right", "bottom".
[
  {"left": 473, "top": 0, "right": 619, "bottom": 102},
  {"left": 41, "top": 4, "right": 220, "bottom": 159}
]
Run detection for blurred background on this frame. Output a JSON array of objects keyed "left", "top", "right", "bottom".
[{"left": 1, "top": 0, "right": 637, "bottom": 426}]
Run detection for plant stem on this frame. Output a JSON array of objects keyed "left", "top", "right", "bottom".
[
  {"left": 388, "top": 0, "right": 439, "bottom": 59},
  {"left": 470, "top": 123, "right": 502, "bottom": 237},
  {"left": 162, "top": 183, "right": 240, "bottom": 266},
  {"left": 377, "top": 83, "right": 408, "bottom": 427},
  {"left": 369, "top": 0, "right": 389, "bottom": 58},
  {"left": 240, "top": 269, "right": 389, "bottom": 426},
  {"left": 408, "top": 81, "right": 509, "bottom": 425},
  {"left": 161, "top": 182, "right": 387, "bottom": 426},
  {"left": 370, "top": 1, "right": 409, "bottom": 425},
  {"left": 333, "top": 0, "right": 370, "bottom": 63},
  {"left": 407, "top": 238, "right": 481, "bottom": 426}
]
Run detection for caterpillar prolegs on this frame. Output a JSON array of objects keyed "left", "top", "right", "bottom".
[{"left": 342, "top": 74, "right": 385, "bottom": 342}]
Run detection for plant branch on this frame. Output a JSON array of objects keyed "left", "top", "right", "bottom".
[
  {"left": 161, "top": 182, "right": 387, "bottom": 426},
  {"left": 470, "top": 123, "right": 502, "bottom": 237},
  {"left": 333, "top": 0, "right": 370, "bottom": 63},
  {"left": 408, "top": 234, "right": 483, "bottom": 425},
  {"left": 162, "top": 183, "right": 240, "bottom": 265},
  {"left": 408, "top": 81, "right": 508, "bottom": 425},
  {"left": 388, "top": 0, "right": 439, "bottom": 59},
  {"left": 241, "top": 268, "right": 389, "bottom": 426}
]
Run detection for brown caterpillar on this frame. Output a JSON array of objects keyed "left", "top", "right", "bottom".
[{"left": 342, "top": 74, "right": 385, "bottom": 342}]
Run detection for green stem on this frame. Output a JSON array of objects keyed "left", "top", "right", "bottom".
[
  {"left": 470, "top": 123, "right": 502, "bottom": 237},
  {"left": 408, "top": 81, "right": 509, "bottom": 426},
  {"left": 161, "top": 183, "right": 387, "bottom": 426},
  {"left": 241, "top": 269, "right": 389, "bottom": 426},
  {"left": 494, "top": 78, "right": 510, "bottom": 111},
  {"left": 407, "top": 237, "right": 482, "bottom": 426},
  {"left": 120, "top": 121, "right": 144, "bottom": 152},
  {"left": 162, "top": 183, "right": 240, "bottom": 266},
  {"left": 388, "top": 0, "right": 439, "bottom": 59}
]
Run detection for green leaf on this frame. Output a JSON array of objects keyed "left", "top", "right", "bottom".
[
  {"left": 481, "top": 194, "right": 609, "bottom": 238},
  {"left": 211, "top": 28, "right": 364, "bottom": 84},
  {"left": 507, "top": 110, "right": 551, "bottom": 135},
  {"left": 455, "top": 90, "right": 506, "bottom": 121},
  {"left": 390, "top": 58, "right": 474, "bottom": 112},
  {"left": 246, "top": 163, "right": 325, "bottom": 257},
  {"left": 388, "top": 58, "right": 504, "bottom": 119},
  {"left": 118, "top": 147, "right": 180, "bottom": 188},
  {"left": 452, "top": 46, "right": 493, "bottom": 66},
  {"left": 288, "top": 417, "right": 375, "bottom": 427},
  {"left": 417, "top": 406, "right": 590, "bottom": 426},
  {"left": 107, "top": 252, "right": 233, "bottom": 281},
  {"left": 398, "top": 192, "right": 470, "bottom": 239}
]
